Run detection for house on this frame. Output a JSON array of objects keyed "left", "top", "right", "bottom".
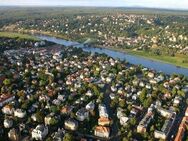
[
  {"left": 137, "top": 112, "right": 153, "bottom": 133},
  {"left": 99, "top": 104, "right": 109, "bottom": 118},
  {"left": 148, "top": 72, "right": 154, "bottom": 78},
  {"left": 120, "top": 116, "right": 129, "bottom": 126},
  {"left": 14, "top": 109, "right": 26, "bottom": 118},
  {"left": 52, "top": 128, "right": 65, "bottom": 141},
  {"left": 157, "top": 107, "right": 173, "bottom": 118},
  {"left": 0, "top": 94, "right": 15, "bottom": 107},
  {"left": 76, "top": 108, "right": 89, "bottom": 121},
  {"left": 2, "top": 104, "right": 14, "bottom": 115},
  {"left": 32, "top": 124, "right": 49, "bottom": 140},
  {"left": 64, "top": 119, "right": 78, "bottom": 131},
  {"left": 111, "top": 86, "right": 117, "bottom": 92},
  {"left": 45, "top": 113, "right": 57, "bottom": 125},
  {"left": 173, "top": 96, "right": 182, "bottom": 106},
  {"left": 109, "top": 93, "right": 115, "bottom": 100},
  {"left": 61, "top": 105, "right": 73, "bottom": 115},
  {"left": 185, "top": 107, "right": 188, "bottom": 117},
  {"left": 98, "top": 117, "right": 111, "bottom": 126},
  {"left": 85, "top": 90, "right": 93, "bottom": 97},
  {"left": 117, "top": 108, "right": 129, "bottom": 126},
  {"left": 94, "top": 126, "right": 110, "bottom": 138},
  {"left": 8, "top": 128, "right": 20, "bottom": 141},
  {"left": 86, "top": 101, "right": 95, "bottom": 111},
  {"left": 130, "top": 107, "right": 139, "bottom": 116},
  {"left": 183, "top": 85, "right": 188, "bottom": 93},
  {"left": 4, "top": 118, "right": 13, "bottom": 128}
]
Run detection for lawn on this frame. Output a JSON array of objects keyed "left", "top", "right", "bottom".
[
  {"left": 0, "top": 32, "right": 39, "bottom": 41},
  {"left": 103, "top": 46, "right": 188, "bottom": 68},
  {"left": 127, "top": 50, "right": 188, "bottom": 68}
]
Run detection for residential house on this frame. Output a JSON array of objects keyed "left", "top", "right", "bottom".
[
  {"left": 99, "top": 104, "right": 109, "bottom": 118},
  {"left": 157, "top": 107, "right": 173, "bottom": 118},
  {"left": 8, "top": 128, "right": 20, "bottom": 141},
  {"left": 173, "top": 96, "right": 182, "bottom": 106},
  {"left": 98, "top": 117, "right": 111, "bottom": 126},
  {"left": 52, "top": 128, "right": 65, "bottom": 141},
  {"left": 14, "top": 109, "right": 26, "bottom": 118},
  {"left": 137, "top": 112, "right": 153, "bottom": 133},
  {"left": 64, "top": 119, "right": 78, "bottom": 131},
  {"left": 61, "top": 105, "right": 73, "bottom": 115},
  {"left": 183, "top": 85, "right": 188, "bottom": 93},
  {"left": 94, "top": 126, "right": 110, "bottom": 138},
  {"left": 76, "top": 108, "right": 89, "bottom": 121},
  {"left": 86, "top": 101, "right": 95, "bottom": 111},
  {"left": 4, "top": 118, "right": 13, "bottom": 128},
  {"left": 45, "top": 113, "right": 57, "bottom": 125},
  {"left": 32, "top": 124, "right": 49, "bottom": 140},
  {"left": 2, "top": 104, "right": 14, "bottom": 115},
  {"left": 117, "top": 108, "right": 129, "bottom": 126},
  {"left": 0, "top": 94, "right": 15, "bottom": 107}
]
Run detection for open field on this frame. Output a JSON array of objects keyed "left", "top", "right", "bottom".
[
  {"left": 0, "top": 32, "right": 39, "bottom": 41},
  {"left": 103, "top": 46, "right": 188, "bottom": 68}
]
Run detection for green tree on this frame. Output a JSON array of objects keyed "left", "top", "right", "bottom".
[
  {"left": 3, "top": 79, "right": 11, "bottom": 85},
  {"left": 119, "top": 99, "right": 126, "bottom": 108},
  {"left": 35, "top": 111, "right": 44, "bottom": 123},
  {"left": 130, "top": 117, "right": 136, "bottom": 126},
  {"left": 139, "top": 88, "right": 147, "bottom": 103},
  {"left": 63, "top": 133, "right": 73, "bottom": 141},
  {"left": 49, "top": 117, "right": 58, "bottom": 125}
]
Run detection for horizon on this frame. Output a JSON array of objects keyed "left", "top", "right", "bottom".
[
  {"left": 0, "top": 5, "right": 188, "bottom": 12},
  {"left": 0, "top": 0, "right": 188, "bottom": 10}
]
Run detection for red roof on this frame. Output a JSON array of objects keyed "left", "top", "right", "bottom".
[{"left": 0, "top": 94, "right": 14, "bottom": 103}]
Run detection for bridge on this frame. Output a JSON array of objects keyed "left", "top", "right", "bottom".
[{"left": 70, "top": 38, "right": 95, "bottom": 46}]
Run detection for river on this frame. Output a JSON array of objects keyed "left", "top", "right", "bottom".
[{"left": 37, "top": 35, "right": 188, "bottom": 76}]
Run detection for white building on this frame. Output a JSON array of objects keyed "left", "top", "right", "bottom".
[
  {"left": 14, "top": 109, "right": 26, "bottom": 118},
  {"left": 4, "top": 119, "right": 13, "bottom": 128},
  {"left": 32, "top": 125, "right": 48, "bottom": 140},
  {"left": 86, "top": 101, "right": 95, "bottom": 111},
  {"left": 76, "top": 108, "right": 89, "bottom": 121},
  {"left": 64, "top": 119, "right": 78, "bottom": 131},
  {"left": 99, "top": 104, "right": 108, "bottom": 118}
]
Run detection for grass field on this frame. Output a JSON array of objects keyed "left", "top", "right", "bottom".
[
  {"left": 106, "top": 47, "right": 188, "bottom": 68},
  {"left": 0, "top": 32, "right": 39, "bottom": 41}
]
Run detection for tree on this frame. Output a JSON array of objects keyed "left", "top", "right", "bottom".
[
  {"left": 50, "top": 105, "right": 59, "bottom": 113},
  {"left": 63, "top": 133, "right": 73, "bottom": 141},
  {"left": 143, "top": 97, "right": 152, "bottom": 108},
  {"left": 35, "top": 111, "right": 44, "bottom": 123},
  {"left": 127, "top": 130, "right": 133, "bottom": 139},
  {"left": 3, "top": 79, "right": 11, "bottom": 86},
  {"left": 119, "top": 99, "right": 126, "bottom": 108},
  {"left": 130, "top": 117, "right": 136, "bottom": 126},
  {"left": 139, "top": 88, "right": 147, "bottom": 103},
  {"left": 49, "top": 118, "right": 58, "bottom": 125}
]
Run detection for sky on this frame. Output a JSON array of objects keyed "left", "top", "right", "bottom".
[{"left": 0, "top": 0, "right": 188, "bottom": 10}]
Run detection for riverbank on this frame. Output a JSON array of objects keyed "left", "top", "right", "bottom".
[
  {"left": 2, "top": 31, "right": 188, "bottom": 68},
  {"left": 93, "top": 46, "right": 188, "bottom": 69},
  {"left": 0, "top": 32, "right": 39, "bottom": 41},
  {"left": 31, "top": 31, "right": 188, "bottom": 68}
]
